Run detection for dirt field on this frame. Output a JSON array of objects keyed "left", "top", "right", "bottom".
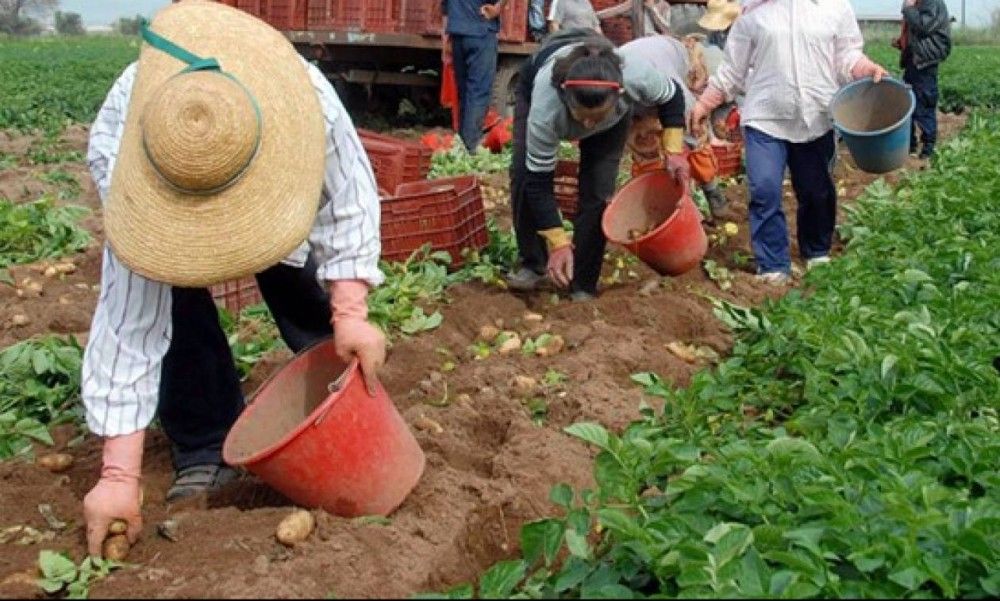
[{"left": 0, "top": 114, "right": 967, "bottom": 598}]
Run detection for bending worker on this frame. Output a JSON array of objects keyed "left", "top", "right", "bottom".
[{"left": 506, "top": 29, "right": 689, "bottom": 302}]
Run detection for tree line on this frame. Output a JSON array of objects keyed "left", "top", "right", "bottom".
[{"left": 0, "top": 0, "right": 143, "bottom": 36}]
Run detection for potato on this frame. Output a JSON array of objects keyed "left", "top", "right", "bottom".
[
  {"left": 37, "top": 453, "right": 73, "bottom": 473},
  {"left": 523, "top": 312, "right": 544, "bottom": 322},
  {"left": 43, "top": 266, "right": 58, "bottom": 278},
  {"left": 11, "top": 314, "right": 30, "bottom": 327},
  {"left": 535, "top": 335, "right": 565, "bottom": 357},
  {"left": 414, "top": 414, "right": 444, "bottom": 435},
  {"left": 276, "top": 509, "right": 315, "bottom": 546},
  {"left": 102, "top": 534, "right": 131, "bottom": 561},
  {"left": 497, "top": 336, "right": 522, "bottom": 355},
  {"left": 511, "top": 375, "right": 537, "bottom": 394},
  {"left": 723, "top": 222, "right": 739, "bottom": 236},
  {"left": 478, "top": 325, "right": 500, "bottom": 341},
  {"left": 108, "top": 520, "right": 128, "bottom": 535},
  {"left": 54, "top": 262, "right": 77, "bottom": 275}
]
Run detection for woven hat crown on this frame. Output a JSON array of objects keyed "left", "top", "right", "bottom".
[{"left": 142, "top": 70, "right": 260, "bottom": 193}]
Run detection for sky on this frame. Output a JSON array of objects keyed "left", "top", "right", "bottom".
[{"left": 57, "top": 0, "right": 999, "bottom": 28}]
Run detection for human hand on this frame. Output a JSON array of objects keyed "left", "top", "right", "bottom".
[
  {"left": 904, "top": 0, "right": 917, "bottom": 8},
  {"left": 688, "top": 101, "right": 711, "bottom": 139},
  {"left": 481, "top": 3, "right": 501, "bottom": 20},
  {"left": 665, "top": 153, "right": 690, "bottom": 184},
  {"left": 334, "top": 319, "right": 386, "bottom": 396},
  {"left": 84, "top": 432, "right": 145, "bottom": 558},
  {"left": 546, "top": 245, "right": 574, "bottom": 288}
]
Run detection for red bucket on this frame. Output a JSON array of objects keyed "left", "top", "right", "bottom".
[
  {"left": 602, "top": 171, "right": 708, "bottom": 276},
  {"left": 222, "top": 339, "right": 425, "bottom": 517}
]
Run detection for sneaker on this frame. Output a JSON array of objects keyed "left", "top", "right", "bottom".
[
  {"left": 806, "top": 256, "right": 831, "bottom": 271},
  {"left": 570, "top": 291, "right": 596, "bottom": 303},
  {"left": 918, "top": 145, "right": 935, "bottom": 160},
  {"left": 754, "top": 271, "right": 790, "bottom": 286},
  {"left": 167, "top": 464, "right": 240, "bottom": 503},
  {"left": 505, "top": 267, "right": 546, "bottom": 292}
]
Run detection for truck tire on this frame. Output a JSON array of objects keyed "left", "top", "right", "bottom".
[{"left": 492, "top": 58, "right": 523, "bottom": 119}]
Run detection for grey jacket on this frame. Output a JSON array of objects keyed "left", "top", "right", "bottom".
[{"left": 902, "top": 0, "right": 951, "bottom": 70}]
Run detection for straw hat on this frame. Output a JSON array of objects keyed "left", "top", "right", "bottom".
[
  {"left": 105, "top": 0, "right": 325, "bottom": 287},
  {"left": 698, "top": 0, "right": 741, "bottom": 31}
]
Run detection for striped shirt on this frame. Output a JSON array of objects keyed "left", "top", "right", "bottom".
[
  {"left": 82, "top": 60, "right": 383, "bottom": 437},
  {"left": 710, "top": 0, "right": 866, "bottom": 143}
]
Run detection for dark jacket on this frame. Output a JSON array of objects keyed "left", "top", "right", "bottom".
[{"left": 901, "top": 0, "right": 951, "bottom": 70}]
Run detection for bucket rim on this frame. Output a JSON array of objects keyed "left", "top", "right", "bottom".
[
  {"left": 603, "top": 171, "right": 690, "bottom": 248},
  {"left": 831, "top": 76, "right": 916, "bottom": 139},
  {"left": 222, "top": 338, "right": 360, "bottom": 467}
]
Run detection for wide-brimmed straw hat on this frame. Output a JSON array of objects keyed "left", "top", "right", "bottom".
[
  {"left": 105, "top": 0, "right": 325, "bottom": 287},
  {"left": 698, "top": 0, "right": 741, "bottom": 32}
]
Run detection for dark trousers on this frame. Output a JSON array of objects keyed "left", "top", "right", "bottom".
[
  {"left": 452, "top": 33, "right": 498, "bottom": 151},
  {"left": 903, "top": 62, "right": 939, "bottom": 150},
  {"left": 158, "top": 256, "right": 333, "bottom": 470},
  {"left": 509, "top": 66, "right": 629, "bottom": 295},
  {"left": 744, "top": 127, "right": 837, "bottom": 274}
]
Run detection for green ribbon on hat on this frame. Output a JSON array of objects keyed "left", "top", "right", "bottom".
[{"left": 139, "top": 18, "right": 263, "bottom": 195}]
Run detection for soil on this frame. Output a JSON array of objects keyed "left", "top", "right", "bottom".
[{"left": 0, "top": 113, "right": 967, "bottom": 599}]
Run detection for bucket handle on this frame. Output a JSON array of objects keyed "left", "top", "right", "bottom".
[{"left": 313, "top": 369, "right": 351, "bottom": 427}]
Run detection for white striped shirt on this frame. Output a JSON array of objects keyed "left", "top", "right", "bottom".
[
  {"left": 710, "top": 0, "right": 866, "bottom": 143},
  {"left": 82, "top": 60, "right": 383, "bottom": 437}
]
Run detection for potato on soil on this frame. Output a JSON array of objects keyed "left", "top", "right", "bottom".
[
  {"left": 108, "top": 519, "right": 128, "bottom": 535},
  {"left": 535, "top": 335, "right": 565, "bottom": 357},
  {"left": 37, "top": 453, "right": 73, "bottom": 473},
  {"left": 276, "top": 509, "right": 315, "bottom": 546},
  {"left": 478, "top": 325, "right": 500, "bottom": 341},
  {"left": 102, "top": 534, "right": 131, "bottom": 561}
]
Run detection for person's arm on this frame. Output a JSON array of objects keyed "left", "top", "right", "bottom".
[
  {"left": 645, "top": 0, "right": 671, "bottom": 34},
  {"left": 304, "top": 63, "right": 386, "bottom": 392},
  {"left": 595, "top": 1, "right": 632, "bottom": 19},
  {"left": 88, "top": 63, "right": 136, "bottom": 205},
  {"left": 481, "top": 0, "right": 507, "bottom": 20}
]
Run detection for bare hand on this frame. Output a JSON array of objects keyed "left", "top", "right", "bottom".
[
  {"left": 904, "top": 0, "right": 917, "bottom": 7},
  {"left": 688, "top": 102, "right": 711, "bottom": 139},
  {"left": 546, "top": 245, "right": 574, "bottom": 288},
  {"left": 481, "top": 4, "right": 501, "bottom": 20},
  {"left": 666, "top": 153, "right": 690, "bottom": 184},
  {"left": 334, "top": 319, "right": 386, "bottom": 396},
  {"left": 84, "top": 476, "right": 142, "bottom": 558}
]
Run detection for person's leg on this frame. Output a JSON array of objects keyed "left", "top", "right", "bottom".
[
  {"left": 457, "top": 34, "right": 499, "bottom": 151},
  {"left": 451, "top": 34, "right": 470, "bottom": 147},
  {"left": 743, "top": 126, "right": 791, "bottom": 275},
  {"left": 509, "top": 59, "right": 547, "bottom": 280},
  {"left": 903, "top": 61, "right": 920, "bottom": 153},
  {"left": 158, "top": 286, "right": 243, "bottom": 500},
  {"left": 573, "top": 115, "right": 630, "bottom": 296},
  {"left": 528, "top": 0, "right": 546, "bottom": 39},
  {"left": 917, "top": 64, "right": 939, "bottom": 157},
  {"left": 254, "top": 255, "right": 333, "bottom": 354},
  {"left": 787, "top": 130, "right": 837, "bottom": 262}
]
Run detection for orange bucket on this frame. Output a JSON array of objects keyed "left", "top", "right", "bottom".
[
  {"left": 602, "top": 171, "right": 708, "bottom": 276},
  {"left": 222, "top": 339, "right": 425, "bottom": 517}
]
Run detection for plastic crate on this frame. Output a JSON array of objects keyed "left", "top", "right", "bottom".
[
  {"left": 361, "top": 138, "right": 408, "bottom": 195},
  {"left": 365, "top": 1, "right": 399, "bottom": 32},
  {"left": 712, "top": 142, "right": 744, "bottom": 177},
  {"left": 331, "top": 0, "right": 364, "bottom": 29},
  {"left": 554, "top": 159, "right": 579, "bottom": 221},
  {"left": 380, "top": 176, "right": 488, "bottom": 266},
  {"left": 259, "top": 0, "right": 307, "bottom": 29},
  {"left": 210, "top": 277, "right": 262, "bottom": 315},
  {"left": 400, "top": 0, "right": 442, "bottom": 35},
  {"left": 358, "top": 129, "right": 432, "bottom": 183},
  {"left": 235, "top": 0, "right": 261, "bottom": 12},
  {"left": 498, "top": 0, "right": 529, "bottom": 43},
  {"left": 306, "top": 0, "right": 332, "bottom": 28}
]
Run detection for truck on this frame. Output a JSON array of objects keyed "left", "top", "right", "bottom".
[{"left": 216, "top": 1, "right": 710, "bottom": 118}]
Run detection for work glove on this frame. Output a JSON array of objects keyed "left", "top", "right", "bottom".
[
  {"left": 539, "top": 228, "right": 574, "bottom": 289},
  {"left": 84, "top": 431, "right": 144, "bottom": 558},
  {"left": 330, "top": 280, "right": 386, "bottom": 396}
]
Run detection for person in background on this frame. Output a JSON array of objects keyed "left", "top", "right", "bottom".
[
  {"left": 547, "top": 0, "right": 601, "bottom": 33},
  {"left": 443, "top": 0, "right": 506, "bottom": 151},
  {"left": 82, "top": 1, "right": 385, "bottom": 556},
  {"left": 507, "top": 29, "right": 688, "bottom": 301},
  {"left": 893, "top": 0, "right": 950, "bottom": 159},
  {"left": 621, "top": 34, "right": 728, "bottom": 216},
  {"left": 698, "top": 0, "right": 739, "bottom": 49},
  {"left": 690, "top": 0, "right": 889, "bottom": 285},
  {"left": 529, "top": 0, "right": 547, "bottom": 41}
]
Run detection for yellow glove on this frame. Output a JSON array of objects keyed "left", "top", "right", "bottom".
[
  {"left": 660, "top": 127, "right": 685, "bottom": 155},
  {"left": 538, "top": 227, "right": 572, "bottom": 251}
]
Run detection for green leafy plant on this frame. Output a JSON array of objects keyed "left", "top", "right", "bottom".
[
  {"left": 37, "top": 550, "right": 121, "bottom": 599},
  {"left": 0, "top": 197, "right": 91, "bottom": 269},
  {"left": 427, "top": 139, "right": 512, "bottom": 178},
  {"left": 218, "top": 303, "right": 284, "bottom": 381},
  {"left": 0, "top": 336, "right": 83, "bottom": 459},
  {"left": 39, "top": 169, "right": 82, "bottom": 200}
]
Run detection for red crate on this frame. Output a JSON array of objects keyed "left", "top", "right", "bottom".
[
  {"left": 236, "top": 0, "right": 261, "bottom": 12},
  {"left": 258, "top": 0, "right": 307, "bottom": 29},
  {"left": 712, "top": 142, "right": 744, "bottom": 177},
  {"left": 554, "top": 159, "right": 579, "bottom": 221},
  {"left": 365, "top": 1, "right": 399, "bottom": 32},
  {"left": 210, "top": 277, "right": 262, "bottom": 315},
  {"left": 380, "top": 176, "right": 488, "bottom": 266},
  {"left": 332, "top": 0, "right": 364, "bottom": 29},
  {"left": 306, "top": 0, "right": 332, "bottom": 28},
  {"left": 358, "top": 129, "right": 432, "bottom": 183},
  {"left": 400, "top": 0, "right": 442, "bottom": 35},
  {"left": 499, "top": 0, "right": 529, "bottom": 43},
  {"left": 361, "top": 138, "right": 408, "bottom": 195}
]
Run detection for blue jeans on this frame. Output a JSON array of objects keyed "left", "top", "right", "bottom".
[
  {"left": 451, "top": 33, "right": 498, "bottom": 151},
  {"left": 529, "top": 0, "right": 546, "bottom": 33},
  {"left": 904, "top": 62, "right": 938, "bottom": 150},
  {"left": 744, "top": 127, "right": 837, "bottom": 275}
]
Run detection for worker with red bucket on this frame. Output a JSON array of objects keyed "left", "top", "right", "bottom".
[
  {"left": 506, "top": 28, "right": 689, "bottom": 302},
  {"left": 689, "top": 0, "right": 890, "bottom": 285},
  {"left": 79, "top": 1, "right": 393, "bottom": 557}
]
